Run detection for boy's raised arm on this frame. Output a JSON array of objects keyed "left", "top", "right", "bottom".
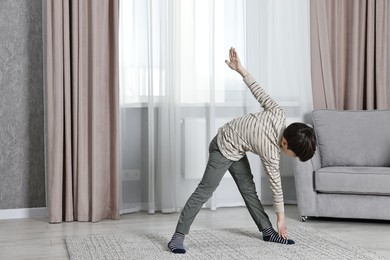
[{"left": 225, "top": 47, "right": 281, "bottom": 111}]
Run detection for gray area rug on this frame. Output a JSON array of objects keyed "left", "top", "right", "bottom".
[{"left": 66, "top": 226, "right": 384, "bottom": 260}]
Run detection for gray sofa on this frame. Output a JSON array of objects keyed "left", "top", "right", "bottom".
[{"left": 293, "top": 109, "right": 390, "bottom": 221}]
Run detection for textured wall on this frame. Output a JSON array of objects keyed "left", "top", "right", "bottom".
[{"left": 0, "top": 0, "right": 45, "bottom": 209}]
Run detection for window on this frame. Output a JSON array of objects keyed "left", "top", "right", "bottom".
[{"left": 119, "top": 0, "right": 246, "bottom": 106}]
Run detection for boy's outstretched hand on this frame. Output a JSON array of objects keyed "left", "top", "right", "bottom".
[
  {"left": 225, "top": 47, "right": 248, "bottom": 78},
  {"left": 277, "top": 212, "right": 288, "bottom": 239}
]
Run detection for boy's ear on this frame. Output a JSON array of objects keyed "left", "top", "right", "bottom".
[{"left": 281, "top": 137, "right": 288, "bottom": 148}]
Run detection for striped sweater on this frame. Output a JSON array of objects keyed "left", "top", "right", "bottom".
[{"left": 217, "top": 74, "right": 286, "bottom": 213}]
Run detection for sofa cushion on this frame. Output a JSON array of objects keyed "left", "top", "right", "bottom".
[
  {"left": 315, "top": 167, "right": 390, "bottom": 195},
  {"left": 312, "top": 110, "right": 390, "bottom": 167}
]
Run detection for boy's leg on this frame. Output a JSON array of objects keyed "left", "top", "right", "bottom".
[
  {"left": 228, "top": 156, "right": 294, "bottom": 245},
  {"left": 169, "top": 136, "right": 232, "bottom": 253},
  {"left": 175, "top": 136, "right": 232, "bottom": 235},
  {"left": 228, "top": 155, "right": 272, "bottom": 231}
]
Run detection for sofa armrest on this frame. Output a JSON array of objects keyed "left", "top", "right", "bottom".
[{"left": 293, "top": 146, "right": 321, "bottom": 218}]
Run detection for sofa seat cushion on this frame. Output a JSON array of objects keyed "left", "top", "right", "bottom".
[{"left": 315, "top": 167, "right": 390, "bottom": 195}]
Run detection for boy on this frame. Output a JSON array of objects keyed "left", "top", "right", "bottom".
[{"left": 168, "top": 48, "right": 316, "bottom": 254}]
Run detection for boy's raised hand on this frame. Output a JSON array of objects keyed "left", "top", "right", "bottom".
[
  {"left": 225, "top": 47, "right": 248, "bottom": 78},
  {"left": 225, "top": 47, "right": 241, "bottom": 70}
]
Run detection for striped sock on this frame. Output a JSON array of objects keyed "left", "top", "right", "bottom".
[
  {"left": 168, "top": 232, "right": 186, "bottom": 254},
  {"left": 262, "top": 227, "right": 295, "bottom": 245}
]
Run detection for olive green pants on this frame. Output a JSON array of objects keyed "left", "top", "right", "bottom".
[{"left": 175, "top": 135, "right": 272, "bottom": 234}]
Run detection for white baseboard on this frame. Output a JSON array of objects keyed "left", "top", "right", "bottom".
[
  {"left": 120, "top": 207, "right": 143, "bottom": 215},
  {"left": 0, "top": 207, "right": 48, "bottom": 220},
  {"left": 261, "top": 200, "right": 297, "bottom": 206},
  {"left": 211, "top": 202, "right": 246, "bottom": 210}
]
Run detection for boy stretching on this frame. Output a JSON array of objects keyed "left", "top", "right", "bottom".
[{"left": 168, "top": 48, "right": 316, "bottom": 254}]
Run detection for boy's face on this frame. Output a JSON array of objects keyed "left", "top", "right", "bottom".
[{"left": 280, "top": 138, "right": 297, "bottom": 158}]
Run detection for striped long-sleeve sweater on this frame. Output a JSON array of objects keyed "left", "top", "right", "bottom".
[{"left": 217, "top": 74, "right": 286, "bottom": 213}]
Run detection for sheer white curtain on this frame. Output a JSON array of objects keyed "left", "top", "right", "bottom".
[
  {"left": 255, "top": 0, "right": 313, "bottom": 123},
  {"left": 119, "top": 0, "right": 313, "bottom": 214},
  {"left": 119, "top": 0, "right": 248, "bottom": 214},
  {"left": 247, "top": 0, "right": 313, "bottom": 203}
]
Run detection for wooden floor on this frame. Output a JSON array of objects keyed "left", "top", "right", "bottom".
[{"left": 0, "top": 205, "right": 389, "bottom": 259}]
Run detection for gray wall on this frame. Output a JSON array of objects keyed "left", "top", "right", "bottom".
[{"left": 0, "top": 0, "right": 45, "bottom": 209}]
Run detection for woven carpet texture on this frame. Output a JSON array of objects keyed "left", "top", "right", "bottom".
[{"left": 66, "top": 226, "right": 384, "bottom": 260}]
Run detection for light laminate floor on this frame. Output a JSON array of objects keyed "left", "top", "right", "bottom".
[{"left": 0, "top": 205, "right": 389, "bottom": 259}]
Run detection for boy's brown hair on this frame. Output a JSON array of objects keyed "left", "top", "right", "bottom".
[{"left": 283, "top": 123, "right": 316, "bottom": 162}]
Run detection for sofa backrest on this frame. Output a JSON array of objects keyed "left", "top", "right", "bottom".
[{"left": 312, "top": 110, "right": 390, "bottom": 167}]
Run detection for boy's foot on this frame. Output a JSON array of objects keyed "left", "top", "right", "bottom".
[
  {"left": 168, "top": 232, "right": 186, "bottom": 254},
  {"left": 262, "top": 227, "right": 295, "bottom": 245}
]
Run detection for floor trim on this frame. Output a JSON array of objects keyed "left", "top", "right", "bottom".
[{"left": 0, "top": 207, "right": 48, "bottom": 220}]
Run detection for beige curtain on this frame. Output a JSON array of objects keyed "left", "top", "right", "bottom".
[
  {"left": 46, "top": 0, "right": 120, "bottom": 223},
  {"left": 311, "top": 0, "right": 389, "bottom": 110}
]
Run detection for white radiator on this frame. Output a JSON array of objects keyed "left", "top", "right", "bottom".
[{"left": 183, "top": 118, "right": 231, "bottom": 179}]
